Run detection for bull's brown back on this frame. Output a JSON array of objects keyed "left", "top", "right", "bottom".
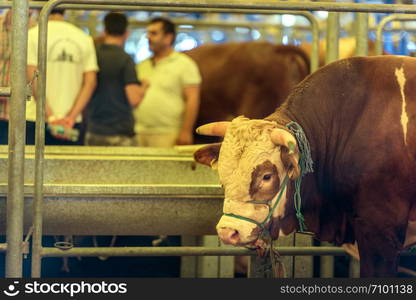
[{"left": 184, "top": 41, "right": 310, "bottom": 144}]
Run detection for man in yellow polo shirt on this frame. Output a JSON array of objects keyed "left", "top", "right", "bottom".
[{"left": 134, "top": 17, "right": 201, "bottom": 147}]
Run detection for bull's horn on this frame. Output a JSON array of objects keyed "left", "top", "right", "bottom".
[
  {"left": 270, "top": 128, "right": 297, "bottom": 151},
  {"left": 196, "top": 121, "right": 230, "bottom": 136}
]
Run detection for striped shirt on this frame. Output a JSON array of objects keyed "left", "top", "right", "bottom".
[{"left": 0, "top": 10, "right": 11, "bottom": 120}]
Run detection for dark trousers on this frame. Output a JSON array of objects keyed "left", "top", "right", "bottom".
[
  {"left": 0, "top": 120, "right": 36, "bottom": 145},
  {"left": 1, "top": 120, "right": 84, "bottom": 146},
  {"left": 26, "top": 121, "right": 83, "bottom": 146}
]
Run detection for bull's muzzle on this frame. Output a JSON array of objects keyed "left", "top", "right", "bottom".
[{"left": 217, "top": 227, "right": 240, "bottom": 245}]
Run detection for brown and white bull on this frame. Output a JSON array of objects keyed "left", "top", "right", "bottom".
[{"left": 194, "top": 56, "right": 416, "bottom": 277}]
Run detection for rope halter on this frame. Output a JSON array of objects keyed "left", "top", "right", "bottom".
[{"left": 223, "top": 175, "right": 290, "bottom": 232}]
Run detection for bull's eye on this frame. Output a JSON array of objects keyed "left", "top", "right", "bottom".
[{"left": 262, "top": 174, "right": 272, "bottom": 181}]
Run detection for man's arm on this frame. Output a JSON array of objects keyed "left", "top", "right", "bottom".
[
  {"left": 125, "top": 80, "right": 149, "bottom": 108},
  {"left": 176, "top": 85, "right": 200, "bottom": 145},
  {"left": 63, "top": 70, "right": 97, "bottom": 128},
  {"left": 27, "top": 64, "right": 54, "bottom": 119}
]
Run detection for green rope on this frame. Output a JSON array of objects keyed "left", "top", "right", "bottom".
[
  {"left": 409, "top": 245, "right": 416, "bottom": 253},
  {"left": 223, "top": 213, "right": 263, "bottom": 228},
  {"left": 286, "top": 122, "right": 314, "bottom": 175},
  {"left": 286, "top": 121, "right": 314, "bottom": 233}
]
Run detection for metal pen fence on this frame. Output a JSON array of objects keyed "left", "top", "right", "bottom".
[
  {"left": 375, "top": 14, "right": 416, "bottom": 55},
  {"left": 4, "top": 0, "right": 416, "bottom": 278}
]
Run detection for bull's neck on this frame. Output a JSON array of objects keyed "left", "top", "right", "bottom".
[
  {"left": 265, "top": 94, "right": 339, "bottom": 235},
  {"left": 266, "top": 100, "right": 330, "bottom": 183}
]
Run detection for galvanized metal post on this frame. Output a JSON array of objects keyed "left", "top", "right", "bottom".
[
  {"left": 355, "top": 13, "right": 368, "bottom": 56},
  {"left": 31, "top": 1, "right": 53, "bottom": 278},
  {"left": 196, "top": 236, "right": 221, "bottom": 278},
  {"left": 6, "top": 0, "right": 29, "bottom": 278},
  {"left": 325, "top": 12, "right": 339, "bottom": 64},
  {"left": 349, "top": 258, "right": 360, "bottom": 278},
  {"left": 274, "top": 21, "right": 283, "bottom": 44},
  {"left": 307, "top": 13, "right": 320, "bottom": 72},
  {"left": 320, "top": 242, "right": 334, "bottom": 278},
  {"left": 294, "top": 233, "right": 313, "bottom": 277},
  {"left": 323, "top": 10, "right": 338, "bottom": 278},
  {"left": 181, "top": 236, "right": 198, "bottom": 277},
  {"left": 87, "top": 13, "right": 98, "bottom": 37},
  {"left": 275, "top": 233, "right": 294, "bottom": 278}
]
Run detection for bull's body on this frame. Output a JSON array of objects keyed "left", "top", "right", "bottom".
[
  {"left": 195, "top": 56, "right": 416, "bottom": 277},
  {"left": 185, "top": 42, "right": 309, "bottom": 143},
  {"left": 268, "top": 56, "right": 416, "bottom": 276}
]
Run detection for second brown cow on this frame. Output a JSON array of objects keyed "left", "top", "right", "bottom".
[{"left": 185, "top": 41, "right": 310, "bottom": 143}]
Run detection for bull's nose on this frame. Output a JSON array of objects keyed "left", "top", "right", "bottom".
[{"left": 217, "top": 227, "right": 240, "bottom": 245}]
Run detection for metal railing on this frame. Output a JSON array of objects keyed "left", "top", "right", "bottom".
[
  {"left": 6, "top": 0, "right": 29, "bottom": 278},
  {"left": 375, "top": 14, "right": 416, "bottom": 55},
  {"left": 5, "top": 0, "right": 416, "bottom": 278}
]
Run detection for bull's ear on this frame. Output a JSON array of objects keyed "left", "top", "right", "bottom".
[
  {"left": 271, "top": 128, "right": 300, "bottom": 180},
  {"left": 280, "top": 146, "right": 300, "bottom": 180},
  {"left": 193, "top": 143, "right": 222, "bottom": 169}
]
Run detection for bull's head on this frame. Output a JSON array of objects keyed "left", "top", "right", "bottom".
[{"left": 194, "top": 116, "right": 300, "bottom": 247}]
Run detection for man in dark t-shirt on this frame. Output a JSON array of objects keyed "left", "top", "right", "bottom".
[{"left": 86, "top": 12, "right": 147, "bottom": 146}]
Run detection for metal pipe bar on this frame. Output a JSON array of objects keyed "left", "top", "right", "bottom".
[
  {"left": 355, "top": 13, "right": 368, "bottom": 56},
  {"left": 316, "top": 21, "right": 335, "bottom": 268},
  {"left": 307, "top": 13, "right": 320, "bottom": 72},
  {"left": 40, "top": 245, "right": 416, "bottom": 258},
  {"left": 375, "top": 14, "right": 416, "bottom": 55},
  {"left": 6, "top": 0, "right": 29, "bottom": 278},
  {"left": 41, "top": 246, "right": 350, "bottom": 257},
  {"left": 0, "top": 0, "right": 415, "bottom": 13},
  {"left": 0, "top": 87, "right": 11, "bottom": 97},
  {"left": 320, "top": 242, "right": 334, "bottom": 278},
  {"left": 31, "top": 0, "right": 50, "bottom": 279},
  {"left": 128, "top": 20, "right": 294, "bottom": 29},
  {"left": 349, "top": 258, "right": 360, "bottom": 278},
  {"left": 325, "top": 12, "right": 339, "bottom": 64},
  {"left": 373, "top": 27, "right": 416, "bottom": 33},
  {"left": 27, "top": 0, "right": 416, "bottom": 14}
]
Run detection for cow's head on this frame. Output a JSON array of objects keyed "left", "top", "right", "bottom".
[{"left": 194, "top": 116, "right": 300, "bottom": 246}]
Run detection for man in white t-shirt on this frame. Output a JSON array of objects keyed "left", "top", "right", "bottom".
[
  {"left": 26, "top": 8, "right": 98, "bottom": 145},
  {"left": 134, "top": 17, "right": 201, "bottom": 147}
]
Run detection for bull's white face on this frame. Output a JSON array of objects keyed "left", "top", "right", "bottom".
[{"left": 215, "top": 118, "right": 290, "bottom": 246}]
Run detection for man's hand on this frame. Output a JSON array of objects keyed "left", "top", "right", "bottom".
[
  {"left": 47, "top": 116, "right": 75, "bottom": 141},
  {"left": 62, "top": 116, "right": 75, "bottom": 129},
  {"left": 179, "top": 85, "right": 199, "bottom": 146},
  {"left": 176, "top": 130, "right": 193, "bottom": 145}
]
